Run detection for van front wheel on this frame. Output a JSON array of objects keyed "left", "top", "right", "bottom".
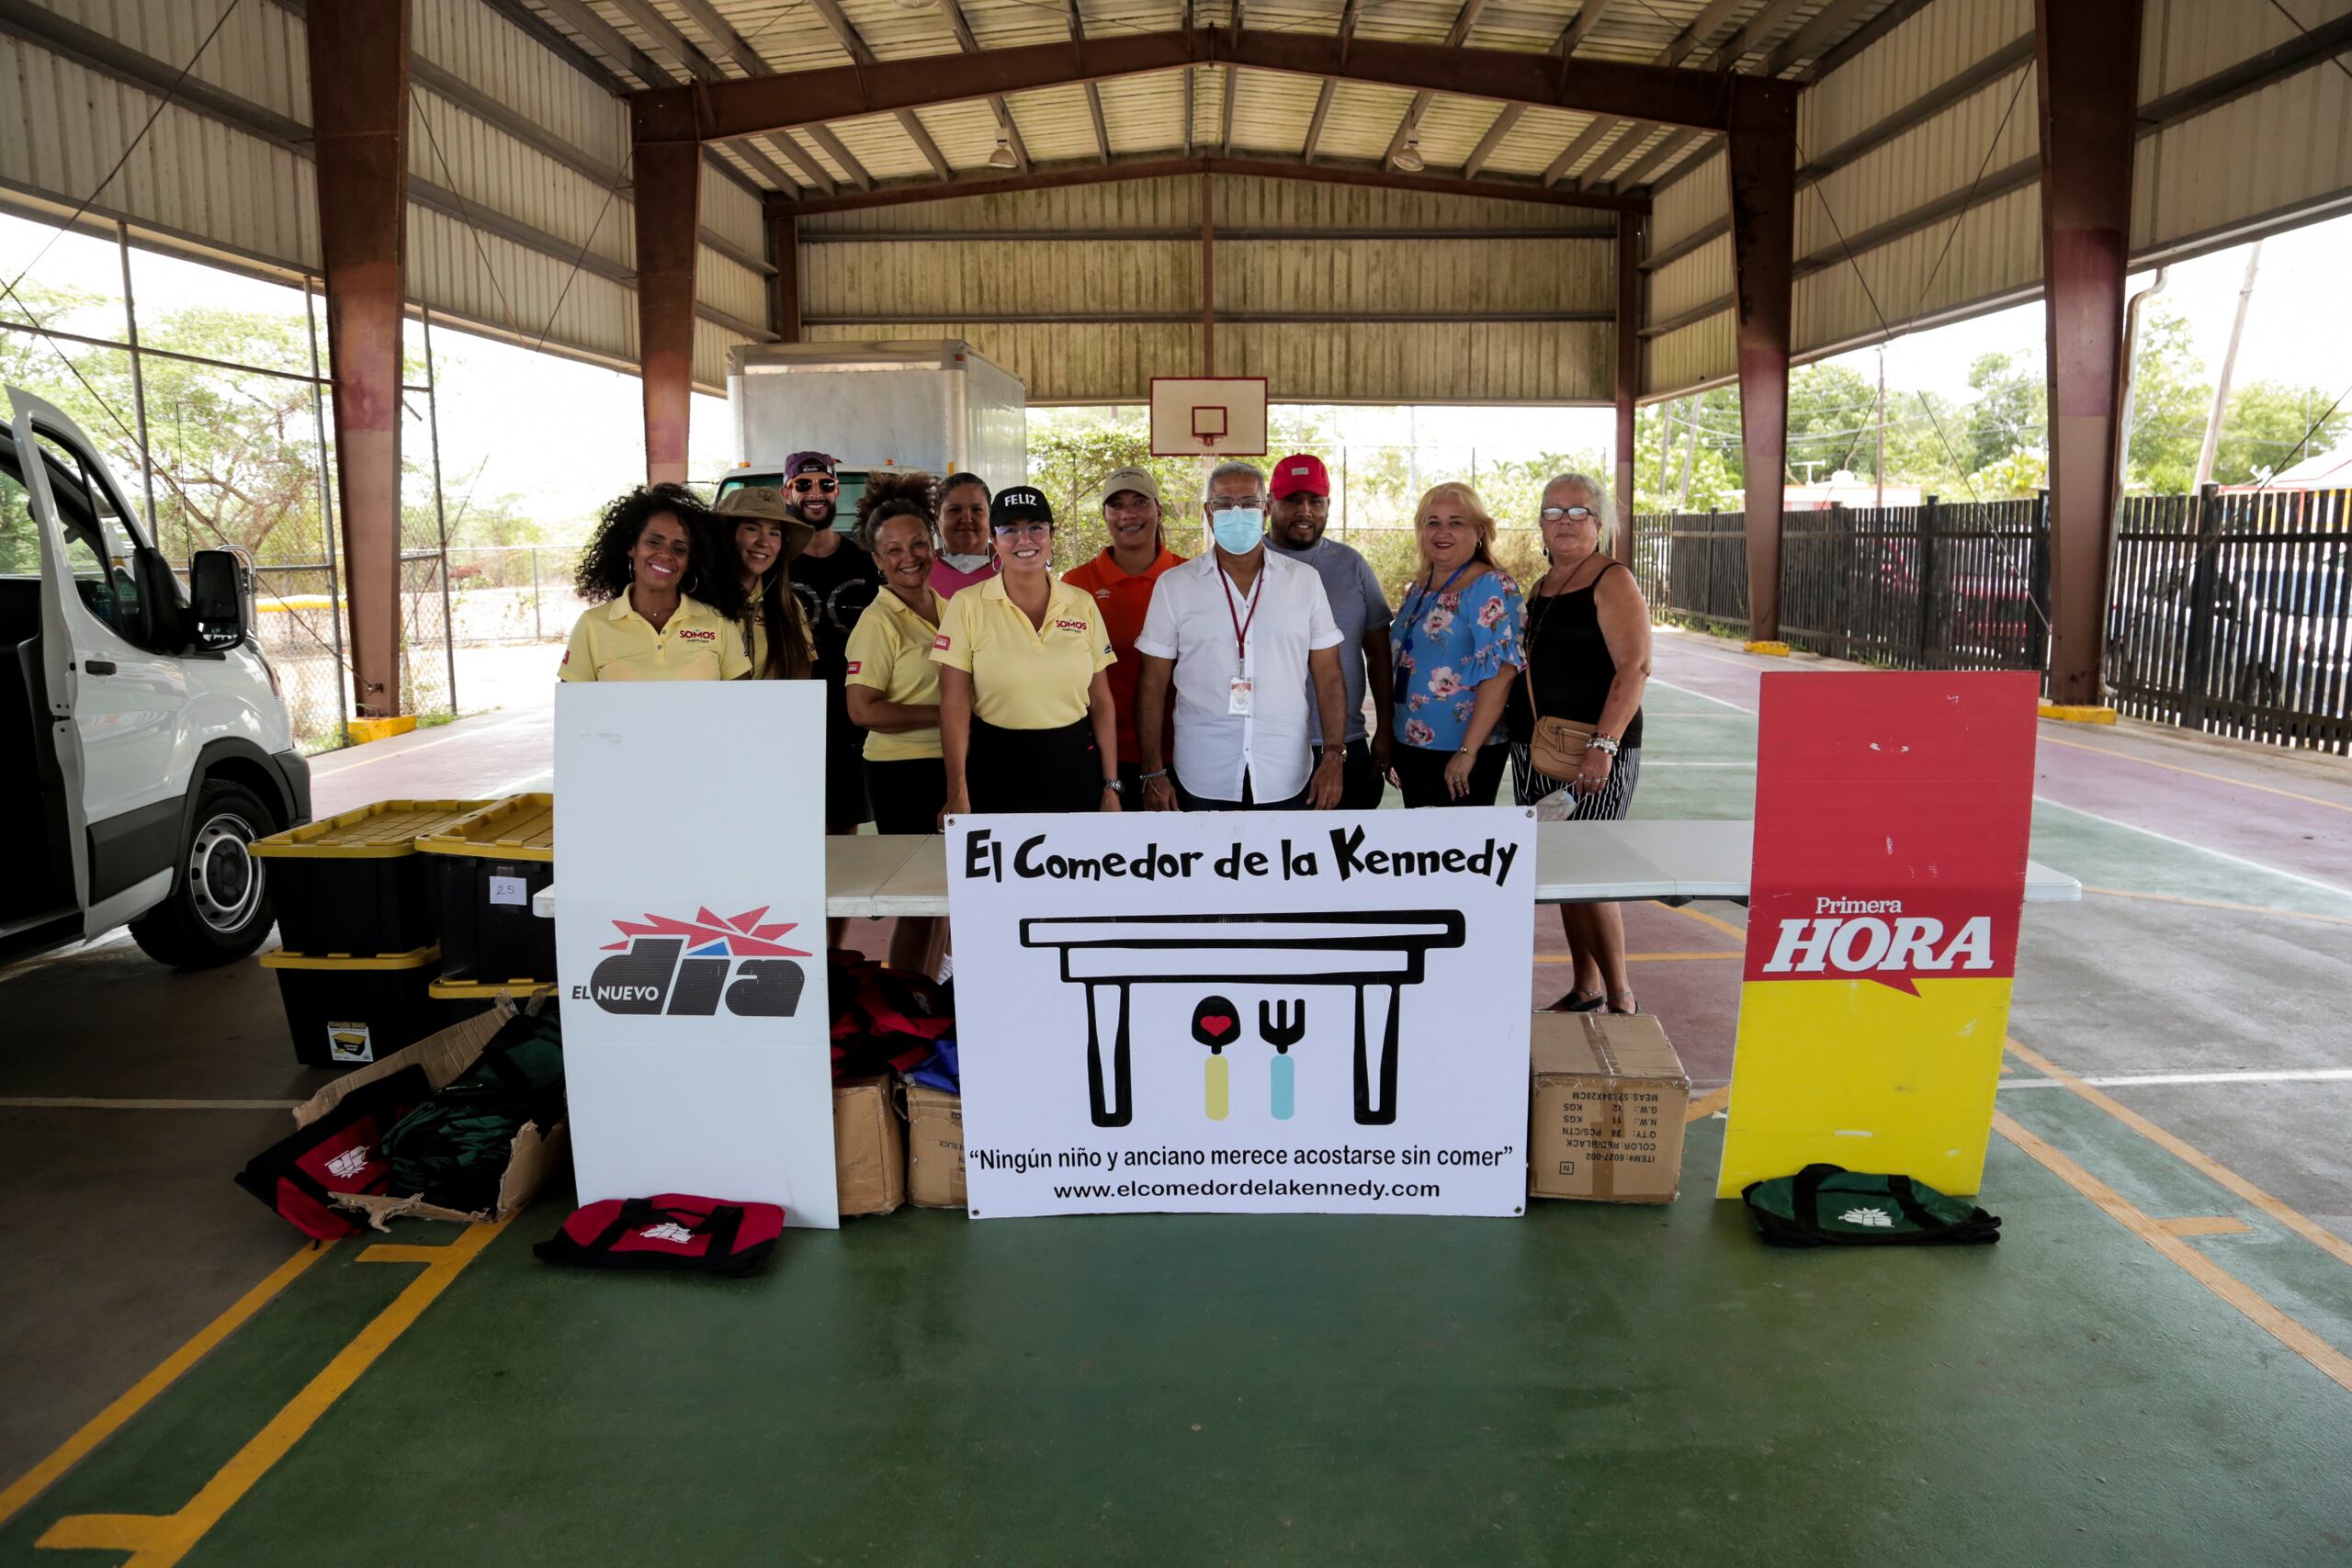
[{"left": 131, "top": 779, "right": 277, "bottom": 969}]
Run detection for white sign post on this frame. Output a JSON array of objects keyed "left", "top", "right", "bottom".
[
  {"left": 947, "top": 808, "right": 1537, "bottom": 1219},
  {"left": 555, "top": 682, "right": 840, "bottom": 1228}
]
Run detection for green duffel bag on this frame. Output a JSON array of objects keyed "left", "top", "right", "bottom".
[
  {"left": 381, "top": 1011, "right": 564, "bottom": 1214},
  {"left": 1741, "top": 1164, "right": 2001, "bottom": 1248}
]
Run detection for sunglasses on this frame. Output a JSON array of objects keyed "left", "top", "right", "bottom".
[
  {"left": 789, "top": 476, "right": 839, "bottom": 495},
  {"left": 1540, "top": 505, "right": 1598, "bottom": 524}
]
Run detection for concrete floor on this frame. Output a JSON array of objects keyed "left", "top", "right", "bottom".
[{"left": 2, "top": 626, "right": 2348, "bottom": 1564}]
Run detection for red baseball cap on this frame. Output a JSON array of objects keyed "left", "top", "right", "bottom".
[{"left": 1272, "top": 454, "right": 1330, "bottom": 499}]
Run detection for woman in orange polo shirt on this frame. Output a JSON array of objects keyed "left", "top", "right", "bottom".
[
  {"left": 560, "top": 485, "right": 750, "bottom": 682},
  {"left": 1062, "top": 465, "right": 1185, "bottom": 797}
]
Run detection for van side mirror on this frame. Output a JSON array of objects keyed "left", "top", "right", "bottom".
[{"left": 188, "top": 550, "right": 248, "bottom": 650}]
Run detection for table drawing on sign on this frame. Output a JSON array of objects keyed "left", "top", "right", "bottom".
[{"left": 1017, "top": 913, "right": 1467, "bottom": 1128}]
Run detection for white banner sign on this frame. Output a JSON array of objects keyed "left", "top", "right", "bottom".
[
  {"left": 947, "top": 807, "right": 1538, "bottom": 1218},
  {"left": 555, "top": 682, "right": 839, "bottom": 1227}
]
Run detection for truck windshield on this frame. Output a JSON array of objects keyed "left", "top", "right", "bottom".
[{"left": 716, "top": 470, "right": 866, "bottom": 530}]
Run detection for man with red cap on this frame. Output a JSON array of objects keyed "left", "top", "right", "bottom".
[
  {"left": 781, "top": 449, "right": 880, "bottom": 840},
  {"left": 1263, "top": 453, "right": 1393, "bottom": 810}
]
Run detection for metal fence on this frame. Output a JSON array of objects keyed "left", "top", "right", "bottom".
[
  {"left": 1635, "top": 491, "right": 2352, "bottom": 755},
  {"left": 2108, "top": 487, "right": 2352, "bottom": 752}
]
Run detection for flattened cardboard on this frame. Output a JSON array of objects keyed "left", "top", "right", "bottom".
[
  {"left": 902, "top": 1083, "right": 966, "bottom": 1210},
  {"left": 834, "top": 1075, "right": 906, "bottom": 1217},
  {"left": 1529, "top": 1011, "right": 1690, "bottom": 1204},
  {"left": 292, "top": 999, "right": 569, "bottom": 1229}
]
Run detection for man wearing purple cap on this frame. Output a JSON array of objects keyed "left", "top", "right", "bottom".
[{"left": 784, "top": 451, "right": 881, "bottom": 838}]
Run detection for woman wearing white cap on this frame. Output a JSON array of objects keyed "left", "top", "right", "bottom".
[{"left": 932, "top": 486, "right": 1124, "bottom": 816}]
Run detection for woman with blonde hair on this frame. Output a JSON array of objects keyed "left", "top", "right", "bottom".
[
  {"left": 1506, "top": 471, "right": 1652, "bottom": 1013},
  {"left": 1385, "top": 480, "right": 1525, "bottom": 807}
]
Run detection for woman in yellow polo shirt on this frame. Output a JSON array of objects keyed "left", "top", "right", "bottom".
[
  {"left": 560, "top": 485, "right": 751, "bottom": 682},
  {"left": 845, "top": 501, "right": 949, "bottom": 831},
  {"left": 932, "top": 486, "right": 1122, "bottom": 816}
]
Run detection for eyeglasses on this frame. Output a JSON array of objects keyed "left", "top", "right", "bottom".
[
  {"left": 992, "top": 520, "right": 1052, "bottom": 539},
  {"left": 789, "top": 476, "right": 839, "bottom": 495},
  {"left": 1539, "top": 505, "right": 1598, "bottom": 524}
]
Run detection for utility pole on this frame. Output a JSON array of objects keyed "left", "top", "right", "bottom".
[
  {"left": 1874, "top": 345, "right": 1886, "bottom": 508},
  {"left": 2194, "top": 240, "right": 2262, "bottom": 491}
]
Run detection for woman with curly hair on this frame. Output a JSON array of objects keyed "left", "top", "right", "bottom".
[
  {"left": 1385, "top": 480, "right": 1524, "bottom": 807},
  {"left": 559, "top": 483, "right": 750, "bottom": 682}
]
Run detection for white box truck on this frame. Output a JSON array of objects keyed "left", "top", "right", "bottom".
[{"left": 719, "top": 341, "right": 1027, "bottom": 523}]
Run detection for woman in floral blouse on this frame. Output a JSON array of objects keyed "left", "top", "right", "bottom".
[{"left": 1385, "top": 481, "right": 1526, "bottom": 807}]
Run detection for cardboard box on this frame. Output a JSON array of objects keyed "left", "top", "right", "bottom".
[
  {"left": 1528, "top": 1012, "right": 1690, "bottom": 1203},
  {"left": 834, "top": 1075, "right": 906, "bottom": 1216},
  {"left": 292, "top": 999, "right": 568, "bottom": 1228},
  {"left": 901, "top": 1083, "right": 966, "bottom": 1210}
]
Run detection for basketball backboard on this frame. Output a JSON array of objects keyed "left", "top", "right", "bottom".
[{"left": 1148, "top": 377, "right": 1269, "bottom": 457}]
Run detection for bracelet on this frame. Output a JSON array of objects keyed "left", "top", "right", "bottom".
[
  {"left": 1138, "top": 767, "right": 1169, "bottom": 782},
  {"left": 1590, "top": 735, "right": 1621, "bottom": 757}
]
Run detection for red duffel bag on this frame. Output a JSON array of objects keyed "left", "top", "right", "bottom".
[{"left": 533, "top": 1194, "right": 784, "bottom": 1277}]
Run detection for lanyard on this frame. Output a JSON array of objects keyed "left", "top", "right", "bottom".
[
  {"left": 1398, "top": 561, "right": 1472, "bottom": 657},
  {"left": 1218, "top": 565, "right": 1263, "bottom": 667}
]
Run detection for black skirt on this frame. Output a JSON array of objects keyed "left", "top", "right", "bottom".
[
  {"left": 866, "top": 756, "right": 947, "bottom": 834},
  {"left": 1390, "top": 741, "right": 1508, "bottom": 809},
  {"left": 967, "top": 716, "right": 1105, "bottom": 815}
]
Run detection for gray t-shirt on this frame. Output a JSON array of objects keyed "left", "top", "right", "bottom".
[{"left": 1265, "top": 534, "right": 1389, "bottom": 744}]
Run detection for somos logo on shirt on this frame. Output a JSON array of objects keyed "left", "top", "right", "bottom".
[
  {"left": 674, "top": 627, "right": 716, "bottom": 643},
  {"left": 573, "top": 904, "right": 811, "bottom": 1018},
  {"left": 1053, "top": 618, "right": 1089, "bottom": 633}
]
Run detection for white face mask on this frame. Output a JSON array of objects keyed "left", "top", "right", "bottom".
[
  {"left": 1209, "top": 507, "right": 1265, "bottom": 555},
  {"left": 938, "top": 552, "right": 991, "bottom": 574}
]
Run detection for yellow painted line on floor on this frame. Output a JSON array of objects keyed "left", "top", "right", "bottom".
[
  {"left": 2081, "top": 886, "right": 2352, "bottom": 928},
  {"left": 1532, "top": 951, "right": 1743, "bottom": 964},
  {"left": 0, "top": 1098, "right": 304, "bottom": 1111},
  {"left": 1686, "top": 1085, "right": 1731, "bottom": 1122},
  {"left": 2040, "top": 732, "right": 2352, "bottom": 814},
  {"left": 1652, "top": 899, "right": 1747, "bottom": 942},
  {"left": 36, "top": 1220, "right": 507, "bottom": 1565},
  {"left": 2161, "top": 1216, "right": 2256, "bottom": 1238},
  {"left": 303, "top": 721, "right": 478, "bottom": 775},
  {"left": 0, "top": 1243, "right": 330, "bottom": 1531},
  {"left": 2006, "top": 1037, "right": 2352, "bottom": 1273},
  {"left": 1993, "top": 1111, "right": 2352, "bottom": 1396}
]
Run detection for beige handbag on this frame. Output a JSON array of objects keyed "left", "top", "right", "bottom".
[{"left": 1520, "top": 586, "right": 1596, "bottom": 781}]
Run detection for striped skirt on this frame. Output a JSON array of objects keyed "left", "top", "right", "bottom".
[{"left": 1510, "top": 744, "right": 1643, "bottom": 821}]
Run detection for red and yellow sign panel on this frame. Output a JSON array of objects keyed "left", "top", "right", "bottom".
[{"left": 1716, "top": 671, "right": 2040, "bottom": 1198}]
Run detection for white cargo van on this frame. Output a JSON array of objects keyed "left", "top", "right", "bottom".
[{"left": 3, "top": 388, "right": 310, "bottom": 968}]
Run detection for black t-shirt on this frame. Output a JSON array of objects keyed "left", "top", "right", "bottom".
[{"left": 791, "top": 536, "right": 882, "bottom": 681}]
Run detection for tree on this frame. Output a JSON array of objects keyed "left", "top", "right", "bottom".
[
  {"left": 2120, "top": 305, "right": 2210, "bottom": 493},
  {"left": 1962, "top": 352, "right": 2045, "bottom": 475},
  {"left": 2213, "top": 379, "right": 2349, "bottom": 485},
  {"left": 1785, "top": 362, "right": 1881, "bottom": 482}
]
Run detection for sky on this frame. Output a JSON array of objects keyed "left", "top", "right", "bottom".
[{"left": 7, "top": 204, "right": 2352, "bottom": 537}]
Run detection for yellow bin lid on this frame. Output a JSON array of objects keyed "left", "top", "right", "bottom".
[
  {"left": 415, "top": 793, "right": 555, "bottom": 863},
  {"left": 261, "top": 944, "right": 442, "bottom": 971},
  {"left": 429, "top": 976, "right": 559, "bottom": 1000},
  {"left": 252, "top": 800, "right": 491, "bottom": 860}
]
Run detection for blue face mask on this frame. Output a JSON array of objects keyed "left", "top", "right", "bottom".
[{"left": 1210, "top": 507, "right": 1265, "bottom": 555}]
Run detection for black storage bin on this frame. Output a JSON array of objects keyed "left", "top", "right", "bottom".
[
  {"left": 261, "top": 945, "right": 483, "bottom": 1067},
  {"left": 419, "top": 795, "right": 557, "bottom": 986},
  {"left": 251, "top": 800, "right": 489, "bottom": 955}
]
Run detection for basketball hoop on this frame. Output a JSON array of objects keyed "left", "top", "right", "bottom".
[
  {"left": 1151, "top": 378, "right": 1268, "bottom": 457},
  {"left": 1193, "top": 407, "right": 1227, "bottom": 446}
]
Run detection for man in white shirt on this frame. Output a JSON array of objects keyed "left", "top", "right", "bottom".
[{"left": 1133, "top": 459, "right": 1348, "bottom": 810}]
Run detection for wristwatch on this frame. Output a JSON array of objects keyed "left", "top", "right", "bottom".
[{"left": 1102, "top": 778, "right": 1125, "bottom": 795}]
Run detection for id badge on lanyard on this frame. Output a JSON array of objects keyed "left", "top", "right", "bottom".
[{"left": 1220, "top": 568, "right": 1261, "bottom": 717}]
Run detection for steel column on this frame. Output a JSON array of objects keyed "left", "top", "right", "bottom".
[
  {"left": 1724, "top": 105, "right": 1795, "bottom": 644},
  {"left": 763, "top": 198, "right": 802, "bottom": 343},
  {"left": 1200, "top": 172, "right": 1216, "bottom": 374},
  {"left": 307, "top": 0, "right": 412, "bottom": 720},
  {"left": 2037, "top": 0, "right": 2143, "bottom": 706},
  {"left": 1612, "top": 211, "right": 1641, "bottom": 531},
  {"left": 633, "top": 93, "right": 705, "bottom": 485}
]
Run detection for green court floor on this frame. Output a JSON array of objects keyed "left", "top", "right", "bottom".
[{"left": 6, "top": 1100, "right": 2351, "bottom": 1567}]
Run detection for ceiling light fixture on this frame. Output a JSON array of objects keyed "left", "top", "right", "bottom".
[
  {"left": 1393, "top": 134, "right": 1425, "bottom": 174},
  {"left": 890, "top": 0, "right": 930, "bottom": 11},
  {"left": 988, "top": 133, "right": 1019, "bottom": 169}
]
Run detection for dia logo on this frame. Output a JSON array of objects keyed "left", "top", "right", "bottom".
[{"left": 572, "top": 906, "right": 811, "bottom": 1019}]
